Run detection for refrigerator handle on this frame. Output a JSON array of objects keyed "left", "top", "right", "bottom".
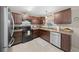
[
  {"left": 8, "top": 12, "right": 15, "bottom": 47},
  {"left": 8, "top": 37, "right": 15, "bottom": 47},
  {"left": 11, "top": 13, "right": 14, "bottom": 37}
]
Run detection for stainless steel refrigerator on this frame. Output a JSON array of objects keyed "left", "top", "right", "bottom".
[{"left": 0, "top": 6, "right": 15, "bottom": 52}]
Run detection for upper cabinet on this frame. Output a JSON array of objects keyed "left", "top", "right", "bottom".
[
  {"left": 37, "top": 17, "right": 45, "bottom": 24},
  {"left": 54, "top": 8, "right": 71, "bottom": 24},
  {"left": 27, "top": 16, "right": 45, "bottom": 24},
  {"left": 12, "top": 12, "right": 22, "bottom": 24}
]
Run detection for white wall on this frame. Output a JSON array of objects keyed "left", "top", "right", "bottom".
[
  {"left": 45, "top": 7, "right": 79, "bottom": 51},
  {"left": 58, "top": 7, "right": 79, "bottom": 51},
  {"left": 70, "top": 7, "right": 79, "bottom": 51}
]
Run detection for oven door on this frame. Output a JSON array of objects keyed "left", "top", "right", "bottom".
[{"left": 22, "top": 26, "right": 32, "bottom": 43}]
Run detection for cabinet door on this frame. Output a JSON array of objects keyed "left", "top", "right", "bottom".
[
  {"left": 13, "top": 31, "right": 22, "bottom": 45},
  {"left": 12, "top": 12, "right": 22, "bottom": 24},
  {"left": 38, "top": 17, "right": 45, "bottom": 24},
  {"left": 32, "top": 29, "right": 39, "bottom": 39},
  {"left": 63, "top": 8, "right": 71, "bottom": 24},
  {"left": 27, "top": 16, "right": 45, "bottom": 24},
  {"left": 54, "top": 8, "right": 71, "bottom": 24},
  {"left": 61, "top": 34, "right": 71, "bottom": 52},
  {"left": 40, "top": 30, "right": 50, "bottom": 42},
  {"left": 54, "top": 12, "right": 63, "bottom": 24},
  {"left": 32, "top": 18, "right": 39, "bottom": 24}
]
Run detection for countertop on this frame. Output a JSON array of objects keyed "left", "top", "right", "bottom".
[
  {"left": 39, "top": 27, "right": 73, "bottom": 35},
  {"left": 14, "top": 26, "right": 73, "bottom": 35},
  {"left": 14, "top": 29, "right": 23, "bottom": 32}
]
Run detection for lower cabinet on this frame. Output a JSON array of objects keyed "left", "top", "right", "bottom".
[
  {"left": 29, "top": 29, "right": 71, "bottom": 52},
  {"left": 13, "top": 31, "right": 22, "bottom": 45},
  {"left": 39, "top": 29, "right": 50, "bottom": 42},
  {"left": 39, "top": 30, "right": 71, "bottom": 52},
  {"left": 61, "top": 33, "right": 71, "bottom": 52},
  {"left": 32, "top": 29, "right": 40, "bottom": 39}
]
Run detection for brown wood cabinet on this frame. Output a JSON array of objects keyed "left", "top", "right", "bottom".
[
  {"left": 13, "top": 31, "right": 22, "bottom": 45},
  {"left": 32, "top": 29, "right": 50, "bottom": 42},
  {"left": 32, "top": 29, "right": 40, "bottom": 39},
  {"left": 54, "top": 8, "right": 71, "bottom": 24},
  {"left": 12, "top": 12, "right": 22, "bottom": 24},
  {"left": 61, "top": 33, "right": 71, "bottom": 52},
  {"left": 32, "top": 29, "right": 71, "bottom": 52},
  {"left": 32, "top": 18, "right": 39, "bottom": 24},
  {"left": 38, "top": 17, "right": 45, "bottom": 24},
  {"left": 39, "top": 29, "right": 50, "bottom": 42},
  {"left": 27, "top": 16, "right": 45, "bottom": 24}
]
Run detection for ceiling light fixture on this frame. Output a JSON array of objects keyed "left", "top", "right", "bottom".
[
  {"left": 45, "top": 10, "right": 48, "bottom": 19},
  {"left": 26, "top": 6, "right": 35, "bottom": 11}
]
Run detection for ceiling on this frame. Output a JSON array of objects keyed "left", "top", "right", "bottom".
[{"left": 9, "top": 6, "right": 72, "bottom": 16}]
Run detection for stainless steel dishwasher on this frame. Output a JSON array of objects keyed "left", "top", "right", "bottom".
[{"left": 50, "top": 32, "right": 61, "bottom": 48}]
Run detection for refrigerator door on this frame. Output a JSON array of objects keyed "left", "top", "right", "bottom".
[
  {"left": 8, "top": 9, "right": 15, "bottom": 47},
  {"left": 0, "top": 7, "right": 8, "bottom": 52}
]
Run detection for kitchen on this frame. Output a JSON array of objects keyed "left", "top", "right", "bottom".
[{"left": 0, "top": 6, "right": 79, "bottom": 52}]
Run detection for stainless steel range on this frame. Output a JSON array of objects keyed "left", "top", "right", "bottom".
[
  {"left": 22, "top": 20, "right": 33, "bottom": 43},
  {"left": 22, "top": 26, "right": 33, "bottom": 43}
]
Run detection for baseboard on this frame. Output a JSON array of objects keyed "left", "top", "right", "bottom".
[{"left": 71, "top": 46, "right": 79, "bottom": 52}]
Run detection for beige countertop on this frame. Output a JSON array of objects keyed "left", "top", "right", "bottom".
[
  {"left": 14, "top": 26, "right": 73, "bottom": 35},
  {"left": 39, "top": 28, "right": 73, "bottom": 35}
]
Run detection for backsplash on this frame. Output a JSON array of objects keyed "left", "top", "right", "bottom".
[{"left": 44, "top": 14, "right": 73, "bottom": 30}]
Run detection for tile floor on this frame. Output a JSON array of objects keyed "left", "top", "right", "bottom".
[{"left": 9, "top": 37, "right": 63, "bottom": 52}]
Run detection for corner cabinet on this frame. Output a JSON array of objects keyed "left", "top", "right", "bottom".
[
  {"left": 61, "top": 33, "right": 71, "bottom": 52},
  {"left": 32, "top": 29, "right": 40, "bottom": 39},
  {"left": 54, "top": 8, "right": 71, "bottom": 24},
  {"left": 39, "top": 29, "right": 50, "bottom": 42}
]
